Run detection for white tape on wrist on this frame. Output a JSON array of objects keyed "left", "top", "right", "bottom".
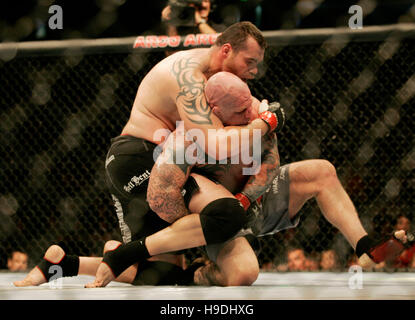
[{"left": 259, "top": 101, "right": 269, "bottom": 113}]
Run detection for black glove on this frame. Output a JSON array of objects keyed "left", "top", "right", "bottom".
[
  {"left": 259, "top": 101, "right": 285, "bottom": 133},
  {"left": 267, "top": 102, "right": 285, "bottom": 132}
]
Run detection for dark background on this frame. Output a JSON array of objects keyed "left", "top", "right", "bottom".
[
  {"left": 0, "top": 0, "right": 414, "bottom": 270},
  {"left": 1, "top": 0, "right": 415, "bottom": 42}
]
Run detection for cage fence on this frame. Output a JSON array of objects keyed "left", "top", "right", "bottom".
[{"left": 0, "top": 25, "right": 414, "bottom": 271}]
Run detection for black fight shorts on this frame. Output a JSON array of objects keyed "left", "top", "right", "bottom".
[{"left": 105, "top": 135, "right": 170, "bottom": 243}]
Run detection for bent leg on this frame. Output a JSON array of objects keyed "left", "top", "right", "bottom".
[
  {"left": 103, "top": 240, "right": 138, "bottom": 284},
  {"left": 288, "top": 160, "right": 409, "bottom": 268},
  {"left": 14, "top": 241, "right": 140, "bottom": 287},
  {"left": 195, "top": 237, "right": 259, "bottom": 286},
  {"left": 14, "top": 245, "right": 100, "bottom": 287},
  {"left": 86, "top": 174, "right": 243, "bottom": 287},
  {"left": 146, "top": 173, "right": 236, "bottom": 255},
  {"left": 287, "top": 159, "right": 367, "bottom": 249}
]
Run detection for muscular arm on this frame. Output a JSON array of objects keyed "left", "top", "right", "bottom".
[
  {"left": 240, "top": 132, "right": 280, "bottom": 202},
  {"left": 171, "top": 57, "right": 269, "bottom": 160},
  {"left": 147, "top": 131, "right": 194, "bottom": 223}
]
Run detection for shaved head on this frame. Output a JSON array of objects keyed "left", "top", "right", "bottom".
[
  {"left": 204, "top": 71, "right": 254, "bottom": 125},
  {"left": 205, "top": 71, "right": 251, "bottom": 109}
]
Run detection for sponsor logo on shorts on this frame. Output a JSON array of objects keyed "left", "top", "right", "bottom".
[
  {"left": 280, "top": 166, "right": 287, "bottom": 180},
  {"left": 112, "top": 194, "right": 132, "bottom": 243},
  {"left": 272, "top": 167, "right": 287, "bottom": 194},
  {"left": 123, "top": 170, "right": 151, "bottom": 193},
  {"left": 272, "top": 175, "right": 279, "bottom": 194}
]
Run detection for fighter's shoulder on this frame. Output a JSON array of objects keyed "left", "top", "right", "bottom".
[{"left": 170, "top": 49, "right": 207, "bottom": 79}]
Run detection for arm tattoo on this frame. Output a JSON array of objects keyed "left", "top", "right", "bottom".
[
  {"left": 172, "top": 58, "right": 212, "bottom": 125},
  {"left": 147, "top": 133, "right": 194, "bottom": 223},
  {"left": 147, "top": 162, "right": 190, "bottom": 223},
  {"left": 242, "top": 133, "right": 280, "bottom": 202}
]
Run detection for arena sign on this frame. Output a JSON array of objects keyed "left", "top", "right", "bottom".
[{"left": 133, "top": 33, "right": 219, "bottom": 49}]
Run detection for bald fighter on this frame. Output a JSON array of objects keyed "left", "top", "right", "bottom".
[
  {"left": 92, "top": 71, "right": 410, "bottom": 287},
  {"left": 103, "top": 21, "right": 283, "bottom": 248},
  {"left": 96, "top": 22, "right": 285, "bottom": 284},
  {"left": 15, "top": 71, "right": 281, "bottom": 288},
  {"left": 16, "top": 72, "right": 410, "bottom": 287}
]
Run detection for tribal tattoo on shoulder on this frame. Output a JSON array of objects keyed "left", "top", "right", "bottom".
[{"left": 172, "top": 58, "right": 212, "bottom": 125}]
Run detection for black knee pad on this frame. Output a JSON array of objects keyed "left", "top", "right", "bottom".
[
  {"left": 37, "top": 254, "right": 79, "bottom": 282},
  {"left": 199, "top": 198, "right": 247, "bottom": 245}
]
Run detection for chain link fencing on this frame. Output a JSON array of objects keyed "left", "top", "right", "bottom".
[{"left": 1, "top": 25, "right": 414, "bottom": 271}]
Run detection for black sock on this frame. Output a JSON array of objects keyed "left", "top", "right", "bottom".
[
  {"left": 355, "top": 235, "right": 379, "bottom": 258},
  {"left": 102, "top": 238, "right": 151, "bottom": 278}
]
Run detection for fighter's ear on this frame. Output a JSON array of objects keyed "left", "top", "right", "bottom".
[
  {"left": 221, "top": 43, "right": 232, "bottom": 57},
  {"left": 211, "top": 105, "right": 220, "bottom": 116}
]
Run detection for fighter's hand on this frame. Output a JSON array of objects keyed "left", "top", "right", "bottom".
[
  {"left": 194, "top": 8, "right": 204, "bottom": 24},
  {"left": 161, "top": 5, "right": 172, "bottom": 21},
  {"left": 259, "top": 101, "right": 285, "bottom": 133},
  {"left": 235, "top": 193, "right": 251, "bottom": 211}
]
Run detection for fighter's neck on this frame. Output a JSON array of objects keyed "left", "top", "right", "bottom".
[{"left": 201, "top": 46, "right": 223, "bottom": 80}]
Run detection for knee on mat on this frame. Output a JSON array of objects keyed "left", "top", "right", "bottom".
[
  {"left": 224, "top": 263, "right": 259, "bottom": 286},
  {"left": 103, "top": 240, "right": 122, "bottom": 254}
]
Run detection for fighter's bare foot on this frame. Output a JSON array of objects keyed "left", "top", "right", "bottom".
[
  {"left": 84, "top": 262, "right": 115, "bottom": 288},
  {"left": 13, "top": 245, "right": 65, "bottom": 287},
  {"left": 13, "top": 266, "right": 46, "bottom": 287}
]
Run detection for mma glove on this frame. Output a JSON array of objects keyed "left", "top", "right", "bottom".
[
  {"left": 356, "top": 232, "right": 415, "bottom": 267},
  {"left": 235, "top": 192, "right": 251, "bottom": 211},
  {"left": 235, "top": 193, "right": 264, "bottom": 235},
  {"left": 259, "top": 101, "right": 285, "bottom": 134}
]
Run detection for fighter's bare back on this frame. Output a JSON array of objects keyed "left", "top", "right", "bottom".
[{"left": 121, "top": 48, "right": 213, "bottom": 143}]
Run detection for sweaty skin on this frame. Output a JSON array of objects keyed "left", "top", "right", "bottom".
[
  {"left": 122, "top": 40, "right": 268, "bottom": 159},
  {"left": 83, "top": 70, "right": 278, "bottom": 288},
  {"left": 147, "top": 71, "right": 280, "bottom": 223}
]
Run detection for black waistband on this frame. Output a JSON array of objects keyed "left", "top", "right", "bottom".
[{"left": 110, "top": 135, "right": 158, "bottom": 155}]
